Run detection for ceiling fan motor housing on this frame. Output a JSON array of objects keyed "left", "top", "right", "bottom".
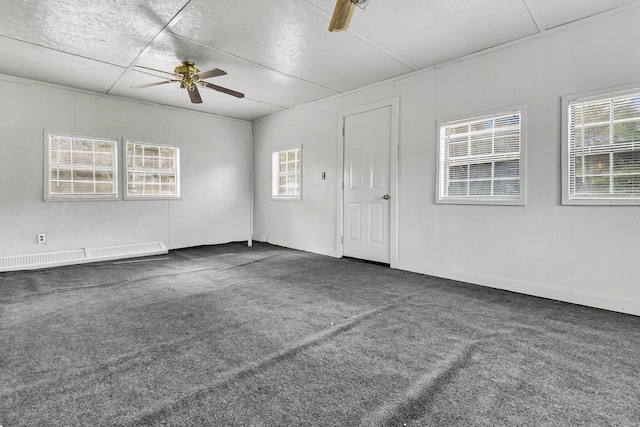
[
  {"left": 175, "top": 61, "right": 200, "bottom": 91},
  {"left": 174, "top": 61, "right": 199, "bottom": 76}
]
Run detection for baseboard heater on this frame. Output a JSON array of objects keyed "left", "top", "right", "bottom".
[{"left": 0, "top": 241, "right": 168, "bottom": 272}]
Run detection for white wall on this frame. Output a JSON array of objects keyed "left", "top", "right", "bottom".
[
  {"left": 253, "top": 9, "right": 640, "bottom": 316},
  {"left": 0, "top": 76, "right": 252, "bottom": 256}
]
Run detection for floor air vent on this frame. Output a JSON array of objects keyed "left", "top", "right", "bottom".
[{"left": 0, "top": 242, "right": 168, "bottom": 272}]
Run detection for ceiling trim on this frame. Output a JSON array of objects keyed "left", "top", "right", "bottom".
[{"left": 522, "top": 0, "right": 545, "bottom": 33}]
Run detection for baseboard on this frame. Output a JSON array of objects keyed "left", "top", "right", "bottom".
[
  {"left": 0, "top": 242, "right": 168, "bottom": 272},
  {"left": 263, "top": 237, "right": 339, "bottom": 258},
  {"left": 394, "top": 260, "right": 640, "bottom": 317}
]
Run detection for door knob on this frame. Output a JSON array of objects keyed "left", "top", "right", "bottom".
[{"left": 383, "top": 194, "right": 390, "bottom": 200}]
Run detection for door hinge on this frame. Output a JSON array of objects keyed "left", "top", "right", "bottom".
[{"left": 342, "top": 125, "right": 345, "bottom": 136}]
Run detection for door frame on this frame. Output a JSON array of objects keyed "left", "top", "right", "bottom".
[{"left": 336, "top": 97, "right": 399, "bottom": 266}]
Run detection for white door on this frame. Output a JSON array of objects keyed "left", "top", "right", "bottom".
[{"left": 343, "top": 106, "right": 391, "bottom": 264}]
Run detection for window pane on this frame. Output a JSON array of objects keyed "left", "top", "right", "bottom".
[
  {"left": 583, "top": 154, "right": 610, "bottom": 175},
  {"left": 145, "top": 184, "right": 160, "bottom": 195},
  {"left": 73, "top": 170, "right": 94, "bottom": 181},
  {"left": 469, "top": 163, "right": 491, "bottom": 180},
  {"left": 95, "top": 171, "right": 112, "bottom": 182},
  {"left": 73, "top": 182, "right": 95, "bottom": 193},
  {"left": 95, "top": 141, "right": 112, "bottom": 152},
  {"left": 72, "top": 152, "right": 93, "bottom": 166},
  {"left": 73, "top": 139, "right": 93, "bottom": 151},
  {"left": 144, "top": 157, "right": 159, "bottom": 169},
  {"left": 95, "top": 183, "right": 114, "bottom": 193},
  {"left": 129, "top": 184, "right": 144, "bottom": 195},
  {"left": 144, "top": 146, "right": 159, "bottom": 157},
  {"left": 449, "top": 165, "right": 468, "bottom": 180},
  {"left": 495, "top": 114, "right": 519, "bottom": 128},
  {"left": 161, "top": 158, "right": 175, "bottom": 169},
  {"left": 160, "top": 147, "right": 174, "bottom": 157},
  {"left": 51, "top": 182, "right": 72, "bottom": 194},
  {"left": 469, "top": 180, "right": 491, "bottom": 195},
  {"left": 161, "top": 173, "right": 175, "bottom": 184},
  {"left": 449, "top": 142, "right": 468, "bottom": 158},
  {"left": 613, "top": 175, "right": 640, "bottom": 193},
  {"left": 494, "top": 180, "right": 520, "bottom": 196},
  {"left": 613, "top": 121, "right": 640, "bottom": 144},
  {"left": 583, "top": 125, "right": 610, "bottom": 146},
  {"left": 469, "top": 135, "right": 492, "bottom": 155},
  {"left": 470, "top": 120, "right": 492, "bottom": 132},
  {"left": 95, "top": 153, "right": 113, "bottom": 167},
  {"left": 494, "top": 160, "right": 519, "bottom": 178},
  {"left": 59, "top": 137, "right": 72, "bottom": 150},
  {"left": 58, "top": 152, "right": 71, "bottom": 165},
  {"left": 613, "top": 151, "right": 640, "bottom": 174},
  {"left": 447, "top": 181, "right": 468, "bottom": 196},
  {"left": 161, "top": 184, "right": 176, "bottom": 195},
  {"left": 575, "top": 176, "right": 610, "bottom": 194},
  {"left": 494, "top": 134, "right": 519, "bottom": 154},
  {"left": 448, "top": 124, "right": 468, "bottom": 136},
  {"left": 582, "top": 101, "right": 610, "bottom": 123}
]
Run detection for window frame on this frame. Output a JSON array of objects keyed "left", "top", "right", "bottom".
[
  {"left": 562, "top": 84, "right": 640, "bottom": 205},
  {"left": 436, "top": 106, "right": 527, "bottom": 206},
  {"left": 271, "top": 145, "right": 302, "bottom": 201},
  {"left": 124, "top": 139, "right": 181, "bottom": 200},
  {"left": 44, "top": 131, "right": 119, "bottom": 201}
]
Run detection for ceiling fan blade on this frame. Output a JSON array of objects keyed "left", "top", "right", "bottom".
[
  {"left": 329, "top": 0, "right": 355, "bottom": 32},
  {"left": 134, "top": 65, "right": 178, "bottom": 77},
  {"left": 194, "top": 68, "right": 227, "bottom": 80},
  {"left": 202, "top": 82, "right": 244, "bottom": 98},
  {"left": 188, "top": 86, "right": 203, "bottom": 104},
  {"left": 131, "top": 80, "right": 177, "bottom": 89}
]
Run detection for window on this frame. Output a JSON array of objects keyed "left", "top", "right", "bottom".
[
  {"left": 125, "top": 140, "right": 180, "bottom": 199},
  {"left": 45, "top": 132, "right": 118, "bottom": 201},
  {"left": 562, "top": 86, "right": 640, "bottom": 205},
  {"left": 437, "top": 108, "right": 525, "bottom": 205},
  {"left": 272, "top": 146, "right": 302, "bottom": 200}
]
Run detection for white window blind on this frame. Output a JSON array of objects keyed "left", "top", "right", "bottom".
[
  {"left": 438, "top": 109, "right": 523, "bottom": 204},
  {"left": 125, "top": 141, "right": 180, "bottom": 198},
  {"left": 272, "top": 147, "right": 301, "bottom": 200},
  {"left": 567, "top": 91, "right": 640, "bottom": 201},
  {"left": 46, "top": 133, "right": 118, "bottom": 200}
]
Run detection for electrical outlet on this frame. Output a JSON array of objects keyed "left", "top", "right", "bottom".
[{"left": 37, "top": 233, "right": 46, "bottom": 244}]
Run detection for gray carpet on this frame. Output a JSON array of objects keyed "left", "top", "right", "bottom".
[{"left": 1, "top": 242, "right": 639, "bottom": 426}]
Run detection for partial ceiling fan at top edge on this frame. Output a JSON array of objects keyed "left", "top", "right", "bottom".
[{"left": 329, "top": 0, "right": 355, "bottom": 32}]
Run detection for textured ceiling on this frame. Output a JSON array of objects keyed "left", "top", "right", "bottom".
[{"left": 0, "top": 0, "right": 638, "bottom": 121}]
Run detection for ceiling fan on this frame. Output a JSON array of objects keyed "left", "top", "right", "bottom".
[
  {"left": 329, "top": 0, "right": 368, "bottom": 32},
  {"left": 131, "top": 61, "right": 244, "bottom": 104}
]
